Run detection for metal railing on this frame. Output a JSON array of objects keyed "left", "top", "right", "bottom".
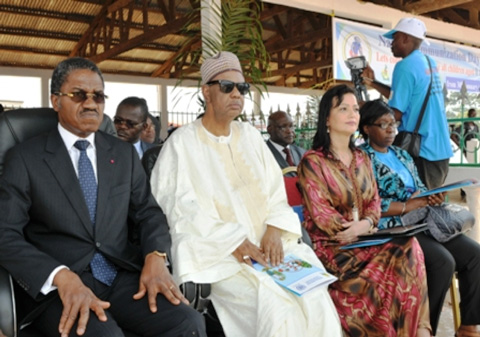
[
  {"left": 166, "top": 110, "right": 480, "bottom": 166},
  {"left": 449, "top": 117, "right": 480, "bottom": 166}
]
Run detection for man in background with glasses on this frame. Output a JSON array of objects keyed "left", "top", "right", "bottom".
[
  {"left": 150, "top": 51, "right": 342, "bottom": 337},
  {"left": 266, "top": 110, "right": 306, "bottom": 176},
  {"left": 0, "top": 57, "right": 206, "bottom": 337},
  {"left": 113, "top": 96, "right": 155, "bottom": 159}
]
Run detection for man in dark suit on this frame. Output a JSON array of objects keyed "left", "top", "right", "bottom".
[
  {"left": 114, "top": 96, "right": 155, "bottom": 159},
  {"left": 0, "top": 57, "right": 205, "bottom": 337},
  {"left": 266, "top": 110, "right": 306, "bottom": 176}
]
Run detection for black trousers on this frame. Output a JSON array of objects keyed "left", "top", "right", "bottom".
[
  {"left": 32, "top": 269, "right": 206, "bottom": 337},
  {"left": 416, "top": 233, "right": 480, "bottom": 335},
  {"left": 413, "top": 157, "right": 449, "bottom": 190}
]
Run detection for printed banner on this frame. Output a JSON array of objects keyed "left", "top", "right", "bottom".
[{"left": 333, "top": 17, "right": 480, "bottom": 95}]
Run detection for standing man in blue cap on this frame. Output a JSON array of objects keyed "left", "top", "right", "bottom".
[{"left": 363, "top": 17, "right": 452, "bottom": 189}]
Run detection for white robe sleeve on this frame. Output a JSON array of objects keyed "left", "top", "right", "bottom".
[{"left": 151, "top": 128, "right": 246, "bottom": 284}]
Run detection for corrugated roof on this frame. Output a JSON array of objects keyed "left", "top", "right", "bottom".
[{"left": 1, "top": 0, "right": 479, "bottom": 88}]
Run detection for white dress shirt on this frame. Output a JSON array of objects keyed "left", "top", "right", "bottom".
[{"left": 40, "top": 124, "right": 97, "bottom": 295}]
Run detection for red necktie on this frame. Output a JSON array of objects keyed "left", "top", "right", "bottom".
[{"left": 283, "top": 147, "right": 295, "bottom": 166}]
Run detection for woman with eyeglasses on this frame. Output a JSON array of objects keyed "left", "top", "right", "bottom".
[
  {"left": 151, "top": 52, "right": 342, "bottom": 337},
  {"left": 297, "top": 85, "right": 431, "bottom": 337},
  {"left": 359, "top": 99, "right": 480, "bottom": 337}
]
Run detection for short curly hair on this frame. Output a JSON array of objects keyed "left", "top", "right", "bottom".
[{"left": 50, "top": 57, "right": 104, "bottom": 94}]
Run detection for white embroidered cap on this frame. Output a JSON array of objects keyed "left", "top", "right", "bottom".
[
  {"left": 383, "top": 18, "right": 430, "bottom": 45},
  {"left": 200, "top": 51, "right": 243, "bottom": 85}
]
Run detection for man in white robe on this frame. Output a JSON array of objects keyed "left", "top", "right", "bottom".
[{"left": 150, "top": 51, "right": 341, "bottom": 337}]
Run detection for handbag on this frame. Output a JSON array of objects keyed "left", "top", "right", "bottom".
[
  {"left": 426, "top": 204, "right": 475, "bottom": 242},
  {"left": 401, "top": 203, "right": 475, "bottom": 242},
  {"left": 394, "top": 131, "right": 422, "bottom": 158},
  {"left": 393, "top": 56, "right": 433, "bottom": 158}
]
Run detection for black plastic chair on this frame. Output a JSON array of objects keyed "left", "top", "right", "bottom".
[{"left": 0, "top": 266, "right": 16, "bottom": 337}]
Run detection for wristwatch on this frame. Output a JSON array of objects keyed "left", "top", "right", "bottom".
[{"left": 150, "top": 251, "right": 168, "bottom": 260}]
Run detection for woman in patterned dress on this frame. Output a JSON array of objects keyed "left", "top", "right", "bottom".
[{"left": 297, "top": 84, "right": 431, "bottom": 337}]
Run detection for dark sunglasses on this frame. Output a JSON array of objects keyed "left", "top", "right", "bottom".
[
  {"left": 54, "top": 91, "right": 108, "bottom": 104},
  {"left": 113, "top": 117, "right": 144, "bottom": 129},
  {"left": 206, "top": 80, "right": 250, "bottom": 95}
]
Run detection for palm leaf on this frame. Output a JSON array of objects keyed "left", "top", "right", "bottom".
[{"left": 177, "top": 0, "right": 270, "bottom": 93}]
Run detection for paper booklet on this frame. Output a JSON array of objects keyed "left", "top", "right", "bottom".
[
  {"left": 340, "top": 223, "right": 428, "bottom": 250},
  {"left": 358, "top": 223, "right": 428, "bottom": 239},
  {"left": 253, "top": 254, "right": 337, "bottom": 296},
  {"left": 340, "top": 238, "right": 392, "bottom": 250},
  {"left": 414, "top": 178, "right": 479, "bottom": 198}
]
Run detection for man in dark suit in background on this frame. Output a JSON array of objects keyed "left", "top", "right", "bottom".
[
  {"left": 0, "top": 57, "right": 205, "bottom": 337},
  {"left": 114, "top": 96, "right": 155, "bottom": 159},
  {"left": 266, "top": 110, "right": 306, "bottom": 176}
]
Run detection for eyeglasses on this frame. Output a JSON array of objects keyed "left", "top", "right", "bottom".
[
  {"left": 370, "top": 121, "right": 401, "bottom": 130},
  {"left": 113, "top": 117, "right": 144, "bottom": 129},
  {"left": 54, "top": 91, "right": 107, "bottom": 104},
  {"left": 206, "top": 80, "right": 250, "bottom": 95}
]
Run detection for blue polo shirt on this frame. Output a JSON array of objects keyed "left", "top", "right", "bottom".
[{"left": 389, "top": 50, "right": 453, "bottom": 161}]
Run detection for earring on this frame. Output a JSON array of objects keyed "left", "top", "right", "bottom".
[{"left": 327, "top": 126, "right": 330, "bottom": 133}]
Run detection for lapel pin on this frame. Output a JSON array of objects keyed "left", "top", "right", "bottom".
[{"left": 110, "top": 159, "right": 115, "bottom": 164}]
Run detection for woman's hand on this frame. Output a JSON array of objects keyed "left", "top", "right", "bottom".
[
  {"left": 335, "top": 219, "right": 371, "bottom": 244},
  {"left": 260, "top": 225, "right": 284, "bottom": 267},
  {"left": 427, "top": 192, "right": 446, "bottom": 206},
  {"left": 404, "top": 191, "right": 429, "bottom": 213}
]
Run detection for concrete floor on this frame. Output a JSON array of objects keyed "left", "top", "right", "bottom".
[{"left": 436, "top": 290, "right": 456, "bottom": 337}]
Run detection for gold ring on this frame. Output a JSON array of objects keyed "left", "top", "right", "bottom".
[
  {"left": 242, "top": 255, "right": 250, "bottom": 261},
  {"left": 169, "top": 285, "right": 174, "bottom": 290}
]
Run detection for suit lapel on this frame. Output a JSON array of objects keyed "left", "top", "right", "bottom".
[
  {"left": 267, "top": 140, "right": 288, "bottom": 168},
  {"left": 290, "top": 146, "right": 301, "bottom": 165},
  {"left": 43, "top": 130, "right": 93, "bottom": 236},
  {"left": 95, "top": 133, "right": 115, "bottom": 229}
]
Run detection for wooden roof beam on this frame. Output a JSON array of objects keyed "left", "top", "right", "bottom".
[
  {"left": 265, "top": 58, "right": 331, "bottom": 77},
  {"left": 273, "top": 14, "right": 287, "bottom": 39},
  {"left": 265, "top": 28, "right": 330, "bottom": 54},
  {"left": 70, "top": 0, "right": 116, "bottom": 57},
  {"left": 108, "top": 0, "right": 134, "bottom": 13},
  {"left": 151, "top": 38, "right": 201, "bottom": 77},
  {"left": 0, "top": 4, "right": 93, "bottom": 22},
  {"left": 260, "top": 4, "right": 289, "bottom": 22},
  {"left": 0, "top": 26, "right": 181, "bottom": 53},
  {"left": 405, "top": 0, "right": 473, "bottom": 15},
  {"left": 88, "top": 16, "right": 190, "bottom": 63},
  {"left": 0, "top": 27, "right": 82, "bottom": 41},
  {"left": 439, "top": 8, "right": 470, "bottom": 26},
  {"left": 262, "top": 13, "right": 311, "bottom": 52},
  {"left": 469, "top": 7, "right": 480, "bottom": 27},
  {"left": 0, "top": 45, "right": 69, "bottom": 56}
]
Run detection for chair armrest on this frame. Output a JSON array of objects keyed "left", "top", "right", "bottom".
[
  {"left": 180, "top": 282, "right": 211, "bottom": 313},
  {"left": 282, "top": 166, "right": 297, "bottom": 175},
  {"left": 0, "top": 266, "right": 16, "bottom": 337}
]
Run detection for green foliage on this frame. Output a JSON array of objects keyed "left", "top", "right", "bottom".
[
  {"left": 446, "top": 91, "right": 480, "bottom": 119},
  {"left": 178, "top": 0, "right": 269, "bottom": 92}
]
